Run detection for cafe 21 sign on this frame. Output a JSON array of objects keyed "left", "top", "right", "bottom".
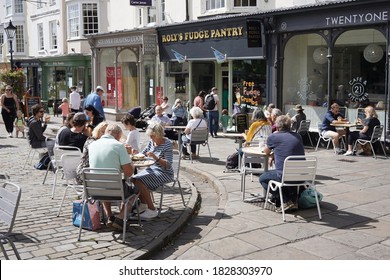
[{"left": 348, "top": 77, "right": 369, "bottom": 102}]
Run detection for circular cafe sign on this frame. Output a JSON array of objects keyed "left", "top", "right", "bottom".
[{"left": 348, "top": 77, "right": 369, "bottom": 102}]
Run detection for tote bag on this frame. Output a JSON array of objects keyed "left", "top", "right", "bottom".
[{"left": 72, "top": 200, "right": 101, "bottom": 230}]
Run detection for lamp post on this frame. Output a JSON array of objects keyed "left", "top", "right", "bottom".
[{"left": 5, "top": 20, "right": 17, "bottom": 71}]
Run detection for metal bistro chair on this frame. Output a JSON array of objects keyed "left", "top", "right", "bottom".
[
  {"left": 264, "top": 155, "right": 322, "bottom": 222},
  {"left": 240, "top": 148, "right": 266, "bottom": 201},
  {"left": 23, "top": 128, "right": 47, "bottom": 169},
  {"left": 50, "top": 146, "right": 81, "bottom": 199},
  {"left": 56, "top": 154, "right": 84, "bottom": 217},
  {"left": 188, "top": 127, "right": 212, "bottom": 163},
  {"left": 0, "top": 182, "right": 22, "bottom": 260},
  {"left": 42, "top": 138, "right": 56, "bottom": 184},
  {"left": 297, "top": 120, "right": 314, "bottom": 147},
  {"left": 80, "top": 168, "right": 140, "bottom": 243},
  {"left": 353, "top": 125, "right": 388, "bottom": 159},
  {"left": 155, "top": 150, "right": 186, "bottom": 217},
  {"left": 315, "top": 122, "right": 345, "bottom": 153}
]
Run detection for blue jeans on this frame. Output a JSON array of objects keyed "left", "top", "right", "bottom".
[
  {"left": 259, "top": 170, "right": 299, "bottom": 202},
  {"left": 207, "top": 110, "right": 219, "bottom": 136}
]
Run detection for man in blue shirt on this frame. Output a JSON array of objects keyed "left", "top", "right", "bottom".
[
  {"left": 84, "top": 86, "right": 105, "bottom": 120},
  {"left": 259, "top": 115, "right": 305, "bottom": 212},
  {"left": 321, "top": 102, "right": 347, "bottom": 154}
]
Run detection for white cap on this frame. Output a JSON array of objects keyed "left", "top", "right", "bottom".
[{"left": 96, "top": 85, "right": 104, "bottom": 92}]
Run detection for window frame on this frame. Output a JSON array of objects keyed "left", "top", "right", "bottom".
[
  {"left": 49, "top": 21, "right": 58, "bottom": 50},
  {"left": 38, "top": 23, "right": 44, "bottom": 51},
  {"left": 206, "top": 0, "right": 225, "bottom": 10},
  {"left": 15, "top": 25, "right": 25, "bottom": 53}
]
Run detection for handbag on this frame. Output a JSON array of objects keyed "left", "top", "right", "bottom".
[
  {"left": 298, "top": 187, "right": 323, "bottom": 209},
  {"left": 72, "top": 200, "right": 101, "bottom": 230}
]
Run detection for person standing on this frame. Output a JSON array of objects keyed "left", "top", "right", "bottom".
[
  {"left": 290, "top": 104, "right": 306, "bottom": 132},
  {"left": 58, "top": 98, "right": 70, "bottom": 125},
  {"left": 193, "top": 90, "right": 206, "bottom": 118},
  {"left": 1, "top": 85, "right": 19, "bottom": 138},
  {"left": 69, "top": 86, "right": 81, "bottom": 113},
  {"left": 204, "top": 87, "right": 219, "bottom": 137},
  {"left": 84, "top": 86, "right": 105, "bottom": 120},
  {"left": 259, "top": 115, "right": 305, "bottom": 211}
]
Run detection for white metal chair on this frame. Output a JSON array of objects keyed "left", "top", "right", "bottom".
[
  {"left": 187, "top": 128, "right": 212, "bottom": 163},
  {"left": 80, "top": 168, "right": 140, "bottom": 243},
  {"left": 42, "top": 138, "right": 56, "bottom": 184},
  {"left": 264, "top": 155, "right": 321, "bottom": 222},
  {"left": 297, "top": 120, "right": 314, "bottom": 147},
  {"left": 353, "top": 125, "right": 388, "bottom": 159},
  {"left": 240, "top": 148, "right": 266, "bottom": 200},
  {"left": 56, "top": 154, "right": 84, "bottom": 217},
  {"left": 51, "top": 146, "right": 81, "bottom": 199},
  {"left": 0, "top": 182, "right": 22, "bottom": 260},
  {"left": 23, "top": 128, "right": 47, "bottom": 169},
  {"left": 156, "top": 150, "right": 186, "bottom": 217},
  {"left": 315, "top": 122, "right": 345, "bottom": 153}
]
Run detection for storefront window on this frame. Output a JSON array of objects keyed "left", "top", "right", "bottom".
[
  {"left": 99, "top": 48, "right": 116, "bottom": 108},
  {"left": 166, "top": 61, "right": 190, "bottom": 104},
  {"left": 118, "top": 48, "right": 138, "bottom": 110}
]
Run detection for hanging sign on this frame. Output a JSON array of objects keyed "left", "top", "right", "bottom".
[
  {"left": 247, "top": 20, "right": 262, "bottom": 48},
  {"left": 130, "top": 0, "right": 152, "bottom": 6}
]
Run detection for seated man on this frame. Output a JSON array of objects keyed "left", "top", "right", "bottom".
[
  {"left": 57, "top": 112, "right": 89, "bottom": 151},
  {"left": 27, "top": 104, "right": 51, "bottom": 149},
  {"left": 259, "top": 115, "right": 305, "bottom": 212},
  {"left": 88, "top": 124, "right": 136, "bottom": 230},
  {"left": 320, "top": 103, "right": 347, "bottom": 154},
  {"left": 151, "top": 105, "right": 177, "bottom": 140}
]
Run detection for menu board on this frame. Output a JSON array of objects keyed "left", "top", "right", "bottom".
[
  {"left": 235, "top": 114, "right": 248, "bottom": 133},
  {"left": 25, "top": 97, "right": 41, "bottom": 117}
]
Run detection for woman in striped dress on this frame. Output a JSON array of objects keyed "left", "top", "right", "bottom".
[{"left": 131, "top": 121, "right": 174, "bottom": 219}]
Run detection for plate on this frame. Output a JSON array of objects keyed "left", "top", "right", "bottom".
[{"left": 132, "top": 153, "right": 146, "bottom": 161}]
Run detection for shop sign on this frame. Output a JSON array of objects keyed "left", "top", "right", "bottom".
[
  {"left": 161, "top": 27, "right": 244, "bottom": 43},
  {"left": 96, "top": 36, "right": 143, "bottom": 47},
  {"left": 348, "top": 77, "right": 368, "bottom": 102},
  {"left": 247, "top": 20, "right": 262, "bottom": 48},
  {"left": 234, "top": 81, "right": 263, "bottom": 110},
  {"left": 130, "top": 0, "right": 151, "bottom": 6}
]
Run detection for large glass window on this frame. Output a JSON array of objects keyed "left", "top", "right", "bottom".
[
  {"left": 234, "top": 0, "right": 256, "bottom": 7},
  {"left": 49, "top": 21, "right": 58, "bottom": 49},
  {"left": 15, "top": 25, "right": 24, "bottom": 53},
  {"left": 5, "top": 0, "right": 11, "bottom": 15},
  {"left": 15, "top": 0, "right": 23, "bottom": 13},
  {"left": 68, "top": 2, "right": 99, "bottom": 38},
  {"left": 82, "top": 3, "right": 98, "bottom": 34},
  {"left": 38, "top": 23, "right": 44, "bottom": 50},
  {"left": 206, "top": 0, "right": 225, "bottom": 10}
]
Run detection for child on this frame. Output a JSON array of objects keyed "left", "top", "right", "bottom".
[
  {"left": 14, "top": 110, "right": 26, "bottom": 138},
  {"left": 220, "top": 109, "right": 231, "bottom": 133},
  {"left": 58, "top": 98, "right": 70, "bottom": 125}
]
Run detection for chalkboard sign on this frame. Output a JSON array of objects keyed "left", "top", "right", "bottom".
[
  {"left": 25, "top": 97, "right": 41, "bottom": 117},
  {"left": 235, "top": 114, "right": 248, "bottom": 133}
]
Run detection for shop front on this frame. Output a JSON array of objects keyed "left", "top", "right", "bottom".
[
  {"left": 39, "top": 54, "right": 91, "bottom": 106},
  {"left": 157, "top": 16, "right": 268, "bottom": 116},
  {"left": 86, "top": 29, "right": 158, "bottom": 120},
  {"left": 274, "top": 0, "right": 389, "bottom": 139},
  {"left": 14, "top": 59, "right": 41, "bottom": 97}
]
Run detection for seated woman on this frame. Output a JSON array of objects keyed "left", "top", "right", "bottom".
[
  {"left": 121, "top": 113, "right": 140, "bottom": 154},
  {"left": 344, "top": 106, "right": 380, "bottom": 156},
  {"left": 75, "top": 121, "right": 108, "bottom": 184},
  {"left": 172, "top": 98, "right": 187, "bottom": 126},
  {"left": 242, "top": 109, "right": 272, "bottom": 145},
  {"left": 181, "top": 106, "right": 208, "bottom": 159},
  {"left": 131, "top": 122, "right": 174, "bottom": 219},
  {"left": 85, "top": 105, "right": 104, "bottom": 133}
]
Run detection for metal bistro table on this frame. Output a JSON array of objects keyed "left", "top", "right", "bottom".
[{"left": 330, "top": 122, "right": 357, "bottom": 147}]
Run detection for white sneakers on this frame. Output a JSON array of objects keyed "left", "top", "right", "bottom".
[
  {"left": 133, "top": 203, "right": 148, "bottom": 214},
  {"left": 139, "top": 208, "right": 158, "bottom": 219},
  {"left": 344, "top": 150, "right": 354, "bottom": 156}
]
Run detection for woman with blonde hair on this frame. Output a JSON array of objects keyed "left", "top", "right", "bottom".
[
  {"left": 75, "top": 121, "right": 108, "bottom": 184},
  {"left": 344, "top": 106, "right": 380, "bottom": 156}
]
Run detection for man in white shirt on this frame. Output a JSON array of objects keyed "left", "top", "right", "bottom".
[{"left": 69, "top": 86, "right": 81, "bottom": 113}]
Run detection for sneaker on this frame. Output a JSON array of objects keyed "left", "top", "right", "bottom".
[
  {"left": 343, "top": 150, "right": 354, "bottom": 156},
  {"left": 132, "top": 203, "right": 148, "bottom": 214},
  {"left": 356, "top": 149, "right": 364, "bottom": 156},
  {"left": 8, "top": 133, "right": 13, "bottom": 138},
  {"left": 275, "top": 201, "right": 294, "bottom": 213},
  {"left": 139, "top": 208, "right": 158, "bottom": 220}
]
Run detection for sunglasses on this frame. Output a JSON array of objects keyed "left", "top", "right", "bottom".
[
  {"left": 6, "top": 89, "right": 11, "bottom": 91},
  {"left": 39, "top": 110, "right": 45, "bottom": 113}
]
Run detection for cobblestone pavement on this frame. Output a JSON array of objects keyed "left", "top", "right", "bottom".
[{"left": 1, "top": 115, "right": 390, "bottom": 260}]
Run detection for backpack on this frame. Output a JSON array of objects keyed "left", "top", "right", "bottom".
[
  {"left": 34, "top": 153, "right": 51, "bottom": 170},
  {"left": 204, "top": 94, "right": 216, "bottom": 110},
  {"left": 225, "top": 152, "right": 239, "bottom": 169}
]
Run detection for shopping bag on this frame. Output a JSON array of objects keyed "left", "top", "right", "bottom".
[
  {"left": 72, "top": 200, "right": 101, "bottom": 230},
  {"left": 298, "top": 187, "right": 323, "bottom": 209}
]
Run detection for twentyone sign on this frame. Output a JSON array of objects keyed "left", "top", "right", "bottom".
[
  {"left": 348, "top": 77, "right": 369, "bottom": 102},
  {"left": 130, "top": 0, "right": 151, "bottom": 6}
]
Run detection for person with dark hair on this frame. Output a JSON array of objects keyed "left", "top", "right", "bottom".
[
  {"left": 27, "top": 104, "right": 52, "bottom": 149},
  {"left": 84, "top": 86, "right": 105, "bottom": 120},
  {"left": 1, "top": 85, "right": 19, "bottom": 137},
  {"left": 57, "top": 112, "right": 89, "bottom": 151},
  {"left": 259, "top": 115, "right": 305, "bottom": 212},
  {"left": 85, "top": 104, "right": 104, "bottom": 131},
  {"left": 121, "top": 113, "right": 140, "bottom": 154}
]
